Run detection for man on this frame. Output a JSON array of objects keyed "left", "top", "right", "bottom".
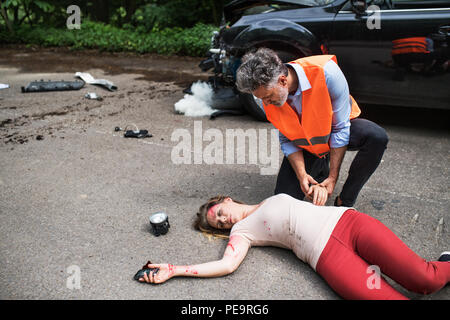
[{"left": 236, "top": 48, "right": 388, "bottom": 207}]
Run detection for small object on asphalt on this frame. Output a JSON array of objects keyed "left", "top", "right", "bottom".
[
  {"left": 122, "top": 123, "right": 152, "bottom": 138},
  {"left": 371, "top": 199, "right": 385, "bottom": 210},
  {"left": 134, "top": 260, "right": 160, "bottom": 282},
  {"left": 75, "top": 72, "right": 117, "bottom": 91},
  {"left": 149, "top": 212, "right": 170, "bottom": 236},
  {"left": 0, "top": 83, "right": 9, "bottom": 90},
  {"left": 84, "top": 92, "right": 103, "bottom": 101},
  {"left": 21, "top": 79, "right": 85, "bottom": 93},
  {"left": 114, "top": 126, "right": 122, "bottom": 132},
  {"left": 124, "top": 129, "right": 152, "bottom": 138},
  {"left": 36, "top": 135, "right": 44, "bottom": 140}
]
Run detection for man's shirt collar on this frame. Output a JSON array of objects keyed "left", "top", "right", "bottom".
[{"left": 286, "top": 62, "right": 311, "bottom": 96}]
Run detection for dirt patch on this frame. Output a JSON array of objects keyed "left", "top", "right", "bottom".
[
  {"left": 0, "top": 45, "right": 212, "bottom": 145},
  {"left": 0, "top": 45, "right": 210, "bottom": 87}
]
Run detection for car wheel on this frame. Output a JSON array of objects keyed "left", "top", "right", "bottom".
[
  {"left": 237, "top": 48, "right": 304, "bottom": 122},
  {"left": 238, "top": 92, "right": 268, "bottom": 122}
]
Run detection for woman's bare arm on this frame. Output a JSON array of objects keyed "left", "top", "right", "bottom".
[{"left": 140, "top": 235, "right": 250, "bottom": 284}]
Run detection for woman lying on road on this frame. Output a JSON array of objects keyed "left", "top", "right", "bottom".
[{"left": 136, "top": 189, "right": 450, "bottom": 300}]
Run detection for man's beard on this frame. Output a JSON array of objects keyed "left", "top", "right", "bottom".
[{"left": 273, "top": 86, "right": 289, "bottom": 107}]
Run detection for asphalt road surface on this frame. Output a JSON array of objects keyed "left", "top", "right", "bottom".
[{"left": 0, "top": 46, "right": 449, "bottom": 300}]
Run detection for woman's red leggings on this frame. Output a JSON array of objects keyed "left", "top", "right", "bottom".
[{"left": 316, "top": 209, "right": 450, "bottom": 300}]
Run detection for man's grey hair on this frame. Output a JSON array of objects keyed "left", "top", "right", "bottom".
[{"left": 236, "top": 47, "right": 288, "bottom": 94}]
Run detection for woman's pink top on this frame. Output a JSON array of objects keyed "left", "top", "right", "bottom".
[{"left": 230, "top": 193, "right": 350, "bottom": 270}]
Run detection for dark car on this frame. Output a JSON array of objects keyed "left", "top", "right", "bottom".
[{"left": 199, "top": 0, "right": 450, "bottom": 121}]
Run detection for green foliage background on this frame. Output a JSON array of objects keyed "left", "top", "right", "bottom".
[{"left": 0, "top": 0, "right": 226, "bottom": 56}]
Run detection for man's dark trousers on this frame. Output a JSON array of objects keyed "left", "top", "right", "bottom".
[{"left": 274, "top": 118, "right": 388, "bottom": 207}]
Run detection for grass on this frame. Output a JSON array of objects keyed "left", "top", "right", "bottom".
[{"left": 0, "top": 20, "right": 218, "bottom": 57}]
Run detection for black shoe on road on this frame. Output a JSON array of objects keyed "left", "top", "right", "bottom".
[{"left": 438, "top": 252, "right": 450, "bottom": 262}]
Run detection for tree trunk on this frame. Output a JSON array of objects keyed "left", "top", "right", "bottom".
[
  {"left": 13, "top": 5, "right": 18, "bottom": 25},
  {"left": 0, "top": 0, "right": 14, "bottom": 33},
  {"left": 21, "top": 0, "right": 33, "bottom": 27},
  {"left": 124, "top": 0, "right": 136, "bottom": 23},
  {"left": 93, "top": 0, "right": 109, "bottom": 23}
]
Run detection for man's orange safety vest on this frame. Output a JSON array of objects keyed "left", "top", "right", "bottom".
[{"left": 263, "top": 55, "right": 361, "bottom": 158}]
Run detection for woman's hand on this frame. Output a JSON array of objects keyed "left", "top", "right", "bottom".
[
  {"left": 139, "top": 263, "right": 176, "bottom": 284},
  {"left": 309, "top": 184, "right": 328, "bottom": 206},
  {"left": 137, "top": 242, "right": 250, "bottom": 283}
]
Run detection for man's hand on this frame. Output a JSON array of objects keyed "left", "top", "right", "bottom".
[
  {"left": 321, "top": 146, "right": 346, "bottom": 197},
  {"left": 287, "top": 150, "right": 319, "bottom": 198},
  {"left": 299, "top": 173, "right": 319, "bottom": 200},
  {"left": 319, "top": 176, "right": 337, "bottom": 197}
]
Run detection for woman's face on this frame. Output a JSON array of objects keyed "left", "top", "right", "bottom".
[{"left": 206, "top": 198, "right": 241, "bottom": 230}]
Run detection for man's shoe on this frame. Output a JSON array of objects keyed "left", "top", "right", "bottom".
[{"left": 438, "top": 252, "right": 450, "bottom": 262}]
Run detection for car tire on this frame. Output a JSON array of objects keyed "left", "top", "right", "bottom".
[
  {"left": 237, "top": 48, "right": 304, "bottom": 122},
  {"left": 238, "top": 92, "right": 268, "bottom": 122}
]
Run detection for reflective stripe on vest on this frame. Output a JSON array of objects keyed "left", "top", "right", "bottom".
[
  {"left": 392, "top": 37, "right": 430, "bottom": 55},
  {"left": 292, "top": 134, "right": 330, "bottom": 146},
  {"left": 263, "top": 55, "right": 361, "bottom": 158}
]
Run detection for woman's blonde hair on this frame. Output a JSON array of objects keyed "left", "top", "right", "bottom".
[{"left": 193, "top": 195, "right": 244, "bottom": 239}]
